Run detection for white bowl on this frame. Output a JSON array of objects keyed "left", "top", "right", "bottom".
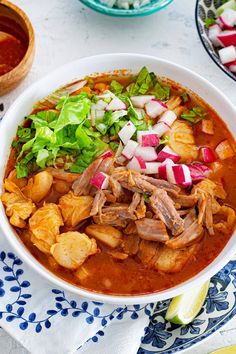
[{"left": 0, "top": 53, "right": 235, "bottom": 305}]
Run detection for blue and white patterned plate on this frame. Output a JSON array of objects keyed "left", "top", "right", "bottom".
[
  {"left": 195, "top": 0, "right": 236, "bottom": 82},
  {"left": 0, "top": 240, "right": 236, "bottom": 353},
  {"left": 140, "top": 256, "right": 236, "bottom": 353}
]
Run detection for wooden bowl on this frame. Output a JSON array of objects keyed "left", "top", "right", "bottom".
[{"left": 0, "top": 0, "right": 35, "bottom": 96}]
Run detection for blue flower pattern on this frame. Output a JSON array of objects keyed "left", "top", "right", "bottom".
[
  {"left": 0, "top": 248, "right": 236, "bottom": 353},
  {"left": 0, "top": 250, "right": 151, "bottom": 335},
  {"left": 139, "top": 257, "right": 236, "bottom": 353}
]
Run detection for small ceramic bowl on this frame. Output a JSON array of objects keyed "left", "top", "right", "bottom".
[
  {"left": 0, "top": 0, "right": 35, "bottom": 96},
  {"left": 79, "top": 0, "right": 173, "bottom": 17},
  {"left": 195, "top": 0, "right": 236, "bottom": 82}
]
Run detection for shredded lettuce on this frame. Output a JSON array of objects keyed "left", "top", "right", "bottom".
[
  {"left": 95, "top": 110, "right": 127, "bottom": 135},
  {"left": 54, "top": 93, "right": 91, "bottom": 132}
]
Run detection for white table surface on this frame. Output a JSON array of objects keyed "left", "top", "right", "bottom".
[{"left": 1, "top": 0, "right": 236, "bottom": 353}]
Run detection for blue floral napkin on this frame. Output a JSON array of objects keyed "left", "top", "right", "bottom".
[{"left": 0, "top": 234, "right": 153, "bottom": 354}]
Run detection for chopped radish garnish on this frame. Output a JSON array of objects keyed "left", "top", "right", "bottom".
[
  {"left": 145, "top": 99, "right": 167, "bottom": 118},
  {"left": 153, "top": 121, "right": 170, "bottom": 137},
  {"left": 131, "top": 95, "right": 155, "bottom": 108},
  {"left": 159, "top": 110, "right": 177, "bottom": 126},
  {"left": 122, "top": 140, "right": 139, "bottom": 160},
  {"left": 91, "top": 172, "right": 109, "bottom": 190},
  {"left": 118, "top": 121, "right": 136, "bottom": 145},
  {"left": 98, "top": 90, "right": 115, "bottom": 99},
  {"left": 127, "top": 155, "right": 146, "bottom": 172},
  {"left": 100, "top": 151, "right": 113, "bottom": 159},
  {"left": 202, "top": 119, "right": 214, "bottom": 135},
  {"left": 137, "top": 131, "right": 159, "bottom": 147},
  {"left": 96, "top": 100, "right": 108, "bottom": 109},
  {"left": 106, "top": 96, "right": 126, "bottom": 111},
  {"left": 219, "top": 45, "right": 236, "bottom": 64},
  {"left": 167, "top": 164, "right": 192, "bottom": 187},
  {"left": 144, "top": 162, "right": 161, "bottom": 175},
  {"left": 135, "top": 146, "right": 158, "bottom": 161},
  {"left": 188, "top": 165, "right": 205, "bottom": 182},
  {"left": 215, "top": 140, "right": 235, "bottom": 160},
  {"left": 153, "top": 110, "right": 177, "bottom": 137},
  {"left": 226, "top": 59, "right": 236, "bottom": 73},
  {"left": 188, "top": 163, "right": 210, "bottom": 182},
  {"left": 209, "top": 24, "right": 222, "bottom": 47},
  {"left": 156, "top": 146, "right": 180, "bottom": 163},
  {"left": 217, "top": 30, "right": 236, "bottom": 47},
  {"left": 191, "top": 163, "right": 210, "bottom": 176},
  {"left": 217, "top": 9, "right": 236, "bottom": 30},
  {"left": 158, "top": 158, "right": 175, "bottom": 180},
  {"left": 200, "top": 147, "right": 216, "bottom": 163}
]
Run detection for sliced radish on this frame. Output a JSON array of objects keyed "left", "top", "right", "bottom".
[
  {"left": 159, "top": 110, "right": 177, "bottom": 126},
  {"left": 135, "top": 146, "right": 158, "bottom": 161},
  {"left": 106, "top": 96, "right": 126, "bottom": 111},
  {"left": 173, "top": 165, "right": 192, "bottom": 187},
  {"left": 98, "top": 90, "right": 115, "bottom": 100},
  {"left": 167, "top": 164, "right": 192, "bottom": 187},
  {"left": 127, "top": 155, "right": 146, "bottom": 172},
  {"left": 131, "top": 95, "right": 155, "bottom": 108},
  {"left": 217, "top": 30, "right": 236, "bottom": 47},
  {"left": 191, "top": 162, "right": 210, "bottom": 176},
  {"left": 208, "top": 24, "right": 222, "bottom": 47},
  {"left": 188, "top": 165, "right": 205, "bottom": 182},
  {"left": 153, "top": 110, "right": 177, "bottom": 136},
  {"left": 118, "top": 121, "right": 136, "bottom": 145},
  {"left": 215, "top": 139, "right": 235, "bottom": 160},
  {"left": 219, "top": 45, "right": 236, "bottom": 64},
  {"left": 145, "top": 99, "right": 167, "bottom": 118},
  {"left": 137, "top": 130, "right": 159, "bottom": 147},
  {"left": 158, "top": 158, "right": 175, "bottom": 180},
  {"left": 153, "top": 121, "right": 171, "bottom": 137},
  {"left": 226, "top": 59, "right": 236, "bottom": 72},
  {"left": 188, "top": 163, "right": 210, "bottom": 182},
  {"left": 121, "top": 140, "right": 139, "bottom": 160},
  {"left": 135, "top": 108, "right": 146, "bottom": 120},
  {"left": 90, "top": 172, "right": 109, "bottom": 190},
  {"left": 200, "top": 147, "right": 216, "bottom": 163},
  {"left": 96, "top": 100, "right": 108, "bottom": 109},
  {"left": 100, "top": 150, "right": 113, "bottom": 159},
  {"left": 156, "top": 146, "right": 180, "bottom": 163},
  {"left": 144, "top": 162, "right": 162, "bottom": 175},
  {"left": 217, "top": 9, "right": 236, "bottom": 30},
  {"left": 216, "top": 0, "right": 236, "bottom": 17}
]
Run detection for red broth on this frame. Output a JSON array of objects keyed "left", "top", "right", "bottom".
[{"left": 0, "top": 16, "right": 28, "bottom": 76}]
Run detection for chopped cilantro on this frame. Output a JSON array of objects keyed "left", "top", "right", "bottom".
[
  {"left": 181, "top": 107, "right": 207, "bottom": 124},
  {"left": 205, "top": 17, "right": 216, "bottom": 28}
]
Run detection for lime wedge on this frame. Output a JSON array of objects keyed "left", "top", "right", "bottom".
[
  {"left": 209, "top": 346, "right": 236, "bottom": 354},
  {"left": 165, "top": 280, "right": 210, "bottom": 325}
]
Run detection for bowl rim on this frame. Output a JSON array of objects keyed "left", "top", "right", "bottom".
[
  {"left": 79, "top": 0, "right": 173, "bottom": 17},
  {"left": 195, "top": 0, "right": 236, "bottom": 82},
  {"left": 1, "top": 52, "right": 236, "bottom": 305},
  {"left": 0, "top": 0, "right": 35, "bottom": 81}
]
